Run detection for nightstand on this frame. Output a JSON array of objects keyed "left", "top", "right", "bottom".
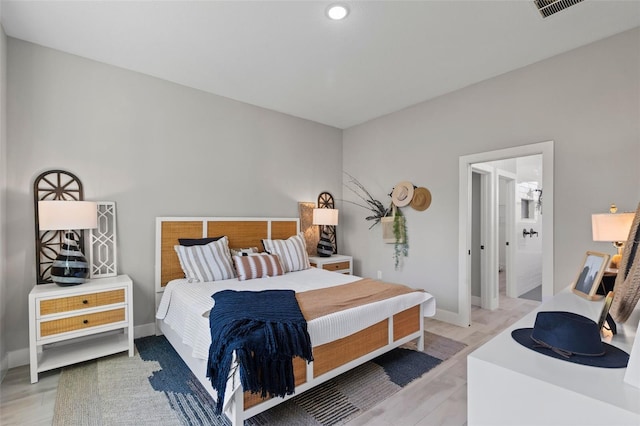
[
  {"left": 309, "top": 254, "right": 353, "bottom": 274},
  {"left": 28, "top": 274, "right": 134, "bottom": 383}
]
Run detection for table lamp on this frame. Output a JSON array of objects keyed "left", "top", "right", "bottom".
[
  {"left": 592, "top": 204, "right": 634, "bottom": 269},
  {"left": 313, "top": 208, "right": 338, "bottom": 257},
  {"left": 38, "top": 200, "right": 98, "bottom": 286}
]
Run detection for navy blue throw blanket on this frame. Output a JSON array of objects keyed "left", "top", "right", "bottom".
[{"left": 206, "top": 289, "right": 313, "bottom": 414}]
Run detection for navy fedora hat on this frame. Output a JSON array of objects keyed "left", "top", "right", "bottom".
[{"left": 511, "top": 311, "right": 629, "bottom": 368}]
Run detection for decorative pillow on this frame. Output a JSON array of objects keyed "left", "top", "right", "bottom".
[
  {"left": 174, "top": 236, "right": 235, "bottom": 282},
  {"left": 262, "top": 232, "right": 310, "bottom": 273},
  {"left": 230, "top": 247, "right": 260, "bottom": 257},
  {"left": 178, "top": 236, "right": 223, "bottom": 247},
  {"left": 233, "top": 253, "right": 285, "bottom": 281}
]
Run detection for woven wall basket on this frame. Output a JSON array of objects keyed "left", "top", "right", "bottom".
[
  {"left": 382, "top": 206, "right": 405, "bottom": 244},
  {"left": 611, "top": 202, "right": 640, "bottom": 323}
]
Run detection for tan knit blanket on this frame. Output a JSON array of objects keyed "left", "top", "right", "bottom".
[{"left": 296, "top": 278, "right": 421, "bottom": 321}]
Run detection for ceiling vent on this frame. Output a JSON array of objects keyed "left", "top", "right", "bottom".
[{"left": 534, "top": 0, "right": 585, "bottom": 18}]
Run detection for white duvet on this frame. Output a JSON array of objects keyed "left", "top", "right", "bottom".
[{"left": 156, "top": 267, "right": 436, "bottom": 361}]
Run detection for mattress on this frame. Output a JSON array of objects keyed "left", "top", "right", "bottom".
[{"left": 156, "top": 267, "right": 436, "bottom": 361}]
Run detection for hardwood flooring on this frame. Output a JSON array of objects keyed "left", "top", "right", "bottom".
[{"left": 1, "top": 290, "right": 539, "bottom": 425}]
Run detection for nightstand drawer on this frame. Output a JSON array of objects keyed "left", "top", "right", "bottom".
[
  {"left": 309, "top": 255, "right": 353, "bottom": 275},
  {"left": 39, "top": 289, "right": 125, "bottom": 316},
  {"left": 39, "top": 308, "right": 126, "bottom": 337},
  {"left": 322, "top": 261, "right": 350, "bottom": 272}
]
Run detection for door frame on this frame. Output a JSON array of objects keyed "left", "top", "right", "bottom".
[
  {"left": 458, "top": 141, "right": 554, "bottom": 327},
  {"left": 471, "top": 163, "right": 498, "bottom": 311},
  {"left": 497, "top": 169, "right": 517, "bottom": 299}
]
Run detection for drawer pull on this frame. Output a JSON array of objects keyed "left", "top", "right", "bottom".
[
  {"left": 82, "top": 300, "right": 88, "bottom": 304},
  {"left": 83, "top": 319, "right": 89, "bottom": 324}
]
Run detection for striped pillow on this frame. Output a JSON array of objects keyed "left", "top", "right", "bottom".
[
  {"left": 174, "top": 236, "right": 235, "bottom": 282},
  {"left": 233, "top": 253, "right": 285, "bottom": 281},
  {"left": 262, "top": 232, "right": 310, "bottom": 273}
]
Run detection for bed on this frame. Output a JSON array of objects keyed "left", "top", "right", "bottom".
[{"left": 155, "top": 216, "right": 436, "bottom": 425}]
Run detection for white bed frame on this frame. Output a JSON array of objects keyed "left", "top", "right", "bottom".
[{"left": 155, "top": 216, "right": 426, "bottom": 425}]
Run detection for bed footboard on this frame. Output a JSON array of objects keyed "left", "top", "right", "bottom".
[{"left": 161, "top": 303, "right": 424, "bottom": 425}]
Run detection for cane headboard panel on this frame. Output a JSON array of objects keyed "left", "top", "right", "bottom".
[{"left": 155, "top": 217, "right": 299, "bottom": 291}]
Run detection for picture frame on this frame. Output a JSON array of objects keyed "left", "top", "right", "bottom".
[
  {"left": 571, "top": 251, "right": 610, "bottom": 300},
  {"left": 597, "top": 291, "right": 615, "bottom": 332}
]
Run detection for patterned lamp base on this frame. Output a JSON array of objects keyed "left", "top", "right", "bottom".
[
  {"left": 51, "top": 232, "right": 90, "bottom": 286},
  {"left": 316, "top": 231, "right": 334, "bottom": 257}
]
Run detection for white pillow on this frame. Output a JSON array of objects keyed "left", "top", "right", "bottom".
[
  {"left": 230, "top": 247, "right": 259, "bottom": 257},
  {"left": 174, "top": 236, "right": 235, "bottom": 282},
  {"left": 262, "top": 232, "right": 310, "bottom": 273}
]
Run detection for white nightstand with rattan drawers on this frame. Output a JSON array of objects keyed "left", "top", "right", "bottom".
[
  {"left": 28, "top": 274, "right": 134, "bottom": 383},
  {"left": 309, "top": 254, "right": 353, "bottom": 274}
]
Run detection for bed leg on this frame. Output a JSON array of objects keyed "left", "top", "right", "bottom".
[
  {"left": 417, "top": 305, "right": 425, "bottom": 351},
  {"left": 417, "top": 331, "right": 425, "bottom": 351},
  {"left": 226, "top": 390, "right": 244, "bottom": 426}
]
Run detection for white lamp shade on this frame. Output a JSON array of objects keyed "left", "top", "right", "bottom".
[
  {"left": 313, "top": 208, "right": 339, "bottom": 226},
  {"left": 592, "top": 212, "right": 635, "bottom": 242},
  {"left": 38, "top": 201, "right": 98, "bottom": 231}
]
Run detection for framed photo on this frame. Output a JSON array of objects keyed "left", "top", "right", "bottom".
[
  {"left": 571, "top": 251, "right": 610, "bottom": 300},
  {"left": 597, "top": 291, "right": 615, "bottom": 331}
]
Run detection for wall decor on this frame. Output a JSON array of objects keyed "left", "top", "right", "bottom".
[
  {"left": 410, "top": 187, "right": 432, "bottom": 211},
  {"left": 89, "top": 201, "right": 118, "bottom": 278},
  {"left": 611, "top": 202, "right": 640, "bottom": 323},
  {"left": 317, "top": 191, "right": 337, "bottom": 254},
  {"left": 342, "top": 172, "right": 388, "bottom": 228},
  {"left": 391, "top": 181, "right": 414, "bottom": 207},
  {"left": 382, "top": 204, "right": 408, "bottom": 270},
  {"left": 298, "top": 202, "right": 318, "bottom": 256},
  {"left": 33, "top": 169, "right": 85, "bottom": 284}
]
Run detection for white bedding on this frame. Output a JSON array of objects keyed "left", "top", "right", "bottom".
[{"left": 156, "top": 267, "right": 436, "bottom": 361}]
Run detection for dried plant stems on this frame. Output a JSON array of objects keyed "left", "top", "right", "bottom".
[{"left": 342, "top": 172, "right": 389, "bottom": 229}]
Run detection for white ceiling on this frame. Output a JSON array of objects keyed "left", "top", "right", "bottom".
[{"left": 2, "top": 1, "right": 639, "bottom": 129}]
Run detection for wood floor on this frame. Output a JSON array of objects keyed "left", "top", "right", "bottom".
[{"left": 1, "top": 290, "right": 539, "bottom": 426}]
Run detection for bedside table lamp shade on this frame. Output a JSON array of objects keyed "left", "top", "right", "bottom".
[
  {"left": 38, "top": 201, "right": 98, "bottom": 286},
  {"left": 592, "top": 212, "right": 634, "bottom": 269},
  {"left": 313, "top": 208, "right": 338, "bottom": 257}
]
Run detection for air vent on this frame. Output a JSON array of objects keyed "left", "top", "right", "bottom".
[{"left": 534, "top": 0, "right": 585, "bottom": 18}]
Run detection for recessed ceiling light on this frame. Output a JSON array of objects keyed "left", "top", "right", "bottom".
[{"left": 326, "top": 4, "right": 349, "bottom": 20}]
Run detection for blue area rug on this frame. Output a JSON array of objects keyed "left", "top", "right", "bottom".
[{"left": 134, "top": 333, "right": 464, "bottom": 426}]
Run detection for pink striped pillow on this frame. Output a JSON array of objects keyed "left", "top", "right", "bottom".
[{"left": 233, "top": 253, "right": 285, "bottom": 281}]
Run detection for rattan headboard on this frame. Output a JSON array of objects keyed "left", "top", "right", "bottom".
[{"left": 155, "top": 217, "right": 299, "bottom": 292}]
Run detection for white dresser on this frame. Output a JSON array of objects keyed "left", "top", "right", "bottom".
[
  {"left": 468, "top": 287, "right": 640, "bottom": 425},
  {"left": 28, "top": 275, "right": 134, "bottom": 383}
]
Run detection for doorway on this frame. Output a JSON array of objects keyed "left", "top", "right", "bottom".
[
  {"left": 457, "top": 141, "right": 554, "bottom": 327},
  {"left": 471, "top": 160, "right": 536, "bottom": 310}
]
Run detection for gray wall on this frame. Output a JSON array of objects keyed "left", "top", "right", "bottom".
[
  {"left": 0, "top": 24, "right": 7, "bottom": 379},
  {"left": 4, "top": 39, "right": 343, "bottom": 356},
  {"left": 342, "top": 28, "right": 640, "bottom": 317},
  {"left": 3, "top": 27, "right": 639, "bottom": 362}
]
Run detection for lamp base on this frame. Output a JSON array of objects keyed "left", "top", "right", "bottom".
[
  {"left": 316, "top": 231, "right": 334, "bottom": 257},
  {"left": 51, "top": 232, "right": 89, "bottom": 286}
]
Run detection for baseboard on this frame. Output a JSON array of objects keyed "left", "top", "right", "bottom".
[
  {"left": 471, "top": 295, "right": 481, "bottom": 307},
  {"left": 135, "top": 322, "right": 156, "bottom": 339},
  {"left": 8, "top": 347, "right": 29, "bottom": 369},
  {"left": 432, "top": 308, "right": 469, "bottom": 327},
  {"left": 0, "top": 351, "right": 8, "bottom": 382}
]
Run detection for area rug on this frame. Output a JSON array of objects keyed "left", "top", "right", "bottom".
[{"left": 53, "top": 331, "right": 466, "bottom": 426}]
